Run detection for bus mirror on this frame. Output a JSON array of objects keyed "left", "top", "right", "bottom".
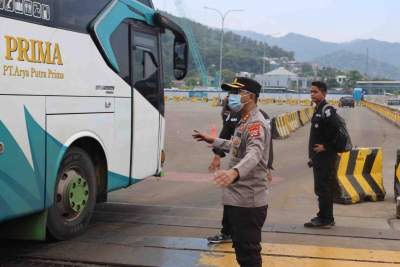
[
  {"left": 154, "top": 13, "right": 189, "bottom": 80},
  {"left": 173, "top": 38, "right": 188, "bottom": 80}
]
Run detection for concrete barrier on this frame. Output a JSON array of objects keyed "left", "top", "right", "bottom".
[
  {"left": 395, "top": 150, "right": 400, "bottom": 199},
  {"left": 272, "top": 107, "right": 314, "bottom": 139},
  {"left": 335, "top": 148, "right": 386, "bottom": 204},
  {"left": 363, "top": 100, "right": 400, "bottom": 127}
]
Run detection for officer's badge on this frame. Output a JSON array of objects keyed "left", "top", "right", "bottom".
[
  {"left": 248, "top": 123, "right": 261, "bottom": 137},
  {"left": 315, "top": 123, "right": 319, "bottom": 128}
]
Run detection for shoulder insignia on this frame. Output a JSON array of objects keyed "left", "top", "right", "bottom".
[
  {"left": 247, "top": 123, "right": 261, "bottom": 138},
  {"left": 325, "top": 108, "right": 332, "bottom": 118}
]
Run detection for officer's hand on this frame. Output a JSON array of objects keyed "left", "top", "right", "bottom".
[
  {"left": 208, "top": 155, "right": 221, "bottom": 172},
  {"left": 313, "top": 144, "right": 326, "bottom": 153},
  {"left": 214, "top": 169, "right": 238, "bottom": 187},
  {"left": 192, "top": 130, "right": 215, "bottom": 144},
  {"left": 266, "top": 169, "right": 273, "bottom": 182}
]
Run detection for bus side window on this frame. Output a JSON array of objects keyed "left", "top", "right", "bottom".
[
  {"left": 132, "top": 31, "right": 161, "bottom": 112},
  {"left": 110, "top": 22, "right": 130, "bottom": 84}
]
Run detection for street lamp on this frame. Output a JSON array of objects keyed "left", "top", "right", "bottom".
[
  {"left": 262, "top": 32, "right": 280, "bottom": 74},
  {"left": 204, "top": 6, "right": 243, "bottom": 88}
]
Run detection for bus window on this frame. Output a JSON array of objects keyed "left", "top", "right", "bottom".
[
  {"left": 0, "top": 0, "right": 54, "bottom": 26},
  {"left": 54, "top": 0, "right": 110, "bottom": 33},
  {"left": 110, "top": 22, "right": 130, "bottom": 84},
  {"left": 132, "top": 31, "right": 162, "bottom": 113}
]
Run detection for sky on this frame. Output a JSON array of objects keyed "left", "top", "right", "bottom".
[{"left": 152, "top": 0, "right": 400, "bottom": 43}]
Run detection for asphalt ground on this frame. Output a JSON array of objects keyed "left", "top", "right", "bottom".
[{"left": 2, "top": 102, "right": 400, "bottom": 267}]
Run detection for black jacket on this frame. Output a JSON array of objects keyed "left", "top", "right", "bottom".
[
  {"left": 213, "top": 107, "right": 274, "bottom": 169},
  {"left": 308, "top": 100, "right": 340, "bottom": 160}
]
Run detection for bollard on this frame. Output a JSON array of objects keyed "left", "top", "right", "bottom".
[
  {"left": 335, "top": 148, "right": 386, "bottom": 204},
  {"left": 395, "top": 150, "right": 400, "bottom": 199},
  {"left": 397, "top": 197, "right": 400, "bottom": 219}
]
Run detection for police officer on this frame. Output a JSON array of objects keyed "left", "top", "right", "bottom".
[
  {"left": 207, "top": 97, "right": 241, "bottom": 244},
  {"left": 193, "top": 77, "right": 270, "bottom": 267},
  {"left": 208, "top": 92, "right": 275, "bottom": 245},
  {"left": 305, "top": 81, "right": 340, "bottom": 228}
]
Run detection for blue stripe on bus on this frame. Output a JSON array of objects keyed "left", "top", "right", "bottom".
[
  {"left": 108, "top": 171, "right": 141, "bottom": 192},
  {"left": 94, "top": 0, "right": 155, "bottom": 72},
  {"left": 1, "top": 108, "right": 139, "bottom": 221},
  {"left": 0, "top": 112, "right": 44, "bottom": 221}
]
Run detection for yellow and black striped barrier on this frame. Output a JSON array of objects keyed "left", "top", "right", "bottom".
[
  {"left": 272, "top": 107, "right": 314, "bottom": 139},
  {"left": 363, "top": 100, "right": 400, "bottom": 127},
  {"left": 335, "top": 148, "right": 386, "bottom": 204},
  {"left": 395, "top": 150, "right": 400, "bottom": 199}
]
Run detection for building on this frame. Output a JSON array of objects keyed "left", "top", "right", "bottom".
[
  {"left": 356, "top": 81, "right": 400, "bottom": 95},
  {"left": 336, "top": 75, "right": 347, "bottom": 85},
  {"left": 236, "top": 71, "right": 253, "bottom": 78},
  {"left": 255, "top": 67, "right": 311, "bottom": 90}
]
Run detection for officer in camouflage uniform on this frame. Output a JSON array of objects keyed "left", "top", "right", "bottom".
[{"left": 193, "top": 77, "right": 270, "bottom": 267}]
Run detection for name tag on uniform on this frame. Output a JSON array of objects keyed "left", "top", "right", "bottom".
[
  {"left": 231, "top": 118, "right": 238, "bottom": 122},
  {"left": 316, "top": 114, "right": 322, "bottom": 118}
]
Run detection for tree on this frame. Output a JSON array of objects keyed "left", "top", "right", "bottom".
[
  {"left": 345, "top": 70, "right": 364, "bottom": 89},
  {"left": 327, "top": 78, "right": 340, "bottom": 88},
  {"left": 301, "top": 63, "right": 314, "bottom": 76}
]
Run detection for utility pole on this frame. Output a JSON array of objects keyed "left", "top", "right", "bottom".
[
  {"left": 204, "top": 7, "right": 243, "bottom": 87},
  {"left": 366, "top": 48, "right": 369, "bottom": 79},
  {"left": 262, "top": 33, "right": 280, "bottom": 75},
  {"left": 262, "top": 43, "right": 266, "bottom": 74}
]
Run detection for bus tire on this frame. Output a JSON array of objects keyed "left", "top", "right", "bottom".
[{"left": 47, "top": 147, "right": 97, "bottom": 240}]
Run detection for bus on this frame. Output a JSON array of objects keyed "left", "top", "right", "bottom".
[{"left": 0, "top": 0, "right": 188, "bottom": 240}]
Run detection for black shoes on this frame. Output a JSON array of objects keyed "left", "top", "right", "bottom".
[
  {"left": 207, "top": 233, "right": 232, "bottom": 244},
  {"left": 304, "top": 217, "right": 335, "bottom": 228}
]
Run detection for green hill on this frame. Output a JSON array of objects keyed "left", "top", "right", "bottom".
[{"left": 161, "top": 13, "right": 294, "bottom": 87}]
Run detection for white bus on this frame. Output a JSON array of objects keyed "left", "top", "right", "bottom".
[{"left": 0, "top": 0, "right": 188, "bottom": 240}]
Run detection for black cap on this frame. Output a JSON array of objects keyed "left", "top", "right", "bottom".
[{"left": 221, "top": 77, "right": 262, "bottom": 97}]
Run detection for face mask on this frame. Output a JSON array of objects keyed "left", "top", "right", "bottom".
[{"left": 228, "top": 94, "right": 244, "bottom": 112}]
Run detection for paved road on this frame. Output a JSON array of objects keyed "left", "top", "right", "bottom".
[
  {"left": 164, "top": 102, "right": 300, "bottom": 173},
  {"left": 2, "top": 103, "right": 400, "bottom": 266}
]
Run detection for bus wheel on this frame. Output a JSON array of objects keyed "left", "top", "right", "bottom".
[{"left": 47, "top": 147, "right": 97, "bottom": 240}]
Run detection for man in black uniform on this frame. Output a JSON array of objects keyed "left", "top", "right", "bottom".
[
  {"left": 305, "top": 81, "right": 340, "bottom": 228},
  {"left": 207, "top": 82, "right": 274, "bottom": 244},
  {"left": 208, "top": 96, "right": 241, "bottom": 173}
]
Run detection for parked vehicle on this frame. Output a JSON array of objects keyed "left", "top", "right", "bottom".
[
  {"left": 386, "top": 99, "right": 400, "bottom": 106},
  {"left": 339, "top": 96, "right": 355, "bottom": 108}
]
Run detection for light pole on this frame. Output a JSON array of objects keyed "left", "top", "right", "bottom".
[
  {"left": 262, "top": 32, "right": 280, "bottom": 74},
  {"left": 204, "top": 6, "right": 243, "bottom": 88}
]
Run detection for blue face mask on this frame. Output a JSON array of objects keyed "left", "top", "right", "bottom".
[{"left": 228, "top": 94, "right": 243, "bottom": 112}]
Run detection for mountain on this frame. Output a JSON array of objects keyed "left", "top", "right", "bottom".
[
  {"left": 314, "top": 50, "right": 400, "bottom": 80},
  {"left": 342, "top": 39, "right": 400, "bottom": 69},
  {"left": 235, "top": 31, "right": 340, "bottom": 61},
  {"left": 235, "top": 30, "right": 400, "bottom": 79},
  {"left": 160, "top": 14, "right": 294, "bottom": 85}
]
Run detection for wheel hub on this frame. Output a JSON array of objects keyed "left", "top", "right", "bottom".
[
  {"left": 56, "top": 169, "right": 89, "bottom": 219},
  {"left": 67, "top": 174, "right": 89, "bottom": 213}
]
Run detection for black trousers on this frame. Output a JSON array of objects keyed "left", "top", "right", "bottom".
[
  {"left": 313, "top": 154, "right": 338, "bottom": 222},
  {"left": 223, "top": 205, "right": 268, "bottom": 267},
  {"left": 221, "top": 205, "right": 231, "bottom": 236}
]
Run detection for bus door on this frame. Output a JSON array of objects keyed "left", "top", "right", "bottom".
[{"left": 130, "top": 25, "right": 163, "bottom": 179}]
